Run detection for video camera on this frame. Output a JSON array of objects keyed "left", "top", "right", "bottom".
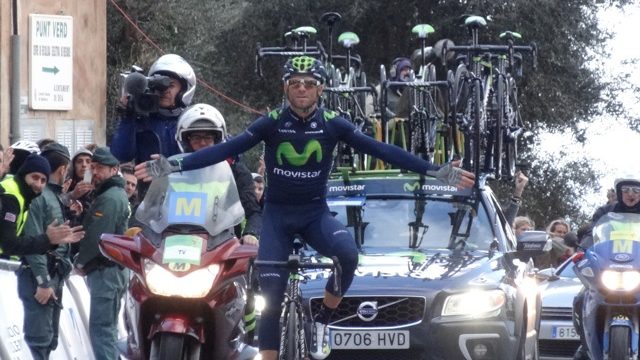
[{"left": 120, "top": 66, "right": 172, "bottom": 116}]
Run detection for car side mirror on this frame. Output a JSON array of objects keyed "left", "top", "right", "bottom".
[{"left": 535, "top": 267, "right": 558, "bottom": 282}]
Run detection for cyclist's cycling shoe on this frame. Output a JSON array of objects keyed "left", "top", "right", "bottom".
[{"left": 310, "top": 321, "right": 331, "bottom": 359}]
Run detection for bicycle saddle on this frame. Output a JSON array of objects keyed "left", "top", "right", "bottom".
[
  {"left": 338, "top": 31, "right": 360, "bottom": 48},
  {"left": 285, "top": 26, "right": 317, "bottom": 39},
  {"left": 411, "top": 24, "right": 435, "bottom": 39},
  {"left": 499, "top": 31, "right": 522, "bottom": 42},
  {"left": 320, "top": 12, "right": 342, "bottom": 27},
  {"left": 464, "top": 15, "right": 487, "bottom": 29}
]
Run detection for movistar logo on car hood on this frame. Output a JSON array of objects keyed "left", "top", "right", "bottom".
[{"left": 276, "top": 140, "right": 322, "bottom": 166}]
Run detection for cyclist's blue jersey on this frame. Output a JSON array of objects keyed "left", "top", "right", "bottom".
[{"left": 181, "top": 107, "right": 439, "bottom": 204}]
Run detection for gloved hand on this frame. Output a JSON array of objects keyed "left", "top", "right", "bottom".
[
  {"left": 427, "top": 161, "right": 475, "bottom": 189},
  {"left": 135, "top": 155, "right": 181, "bottom": 182}
]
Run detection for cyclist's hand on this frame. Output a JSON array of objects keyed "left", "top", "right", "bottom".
[
  {"left": 242, "top": 234, "right": 259, "bottom": 246},
  {"left": 134, "top": 154, "right": 180, "bottom": 182},
  {"left": 428, "top": 161, "right": 475, "bottom": 189}
]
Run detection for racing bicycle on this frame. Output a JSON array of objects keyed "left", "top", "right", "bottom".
[{"left": 252, "top": 242, "right": 342, "bottom": 360}]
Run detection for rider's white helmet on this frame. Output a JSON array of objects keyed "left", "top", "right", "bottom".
[{"left": 175, "top": 103, "right": 227, "bottom": 153}]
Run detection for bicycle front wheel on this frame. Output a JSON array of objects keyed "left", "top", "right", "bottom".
[{"left": 280, "top": 301, "right": 302, "bottom": 360}]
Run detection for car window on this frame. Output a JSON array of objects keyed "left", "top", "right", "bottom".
[{"left": 329, "top": 198, "right": 495, "bottom": 250}]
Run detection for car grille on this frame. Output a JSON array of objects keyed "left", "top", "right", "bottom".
[
  {"left": 541, "top": 306, "right": 573, "bottom": 320},
  {"left": 539, "top": 339, "right": 581, "bottom": 358},
  {"left": 309, "top": 296, "right": 425, "bottom": 327},
  {"left": 324, "top": 349, "right": 426, "bottom": 360}
]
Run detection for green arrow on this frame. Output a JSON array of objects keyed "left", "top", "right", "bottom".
[{"left": 42, "top": 66, "right": 59, "bottom": 75}]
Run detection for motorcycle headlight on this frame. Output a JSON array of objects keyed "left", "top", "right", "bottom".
[
  {"left": 442, "top": 290, "right": 506, "bottom": 317},
  {"left": 601, "top": 270, "right": 640, "bottom": 291},
  {"left": 144, "top": 259, "right": 220, "bottom": 298}
]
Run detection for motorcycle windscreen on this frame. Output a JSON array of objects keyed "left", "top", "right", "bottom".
[
  {"left": 593, "top": 212, "right": 640, "bottom": 246},
  {"left": 135, "top": 156, "right": 245, "bottom": 235}
]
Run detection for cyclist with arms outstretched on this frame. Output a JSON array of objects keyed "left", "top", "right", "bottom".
[{"left": 135, "top": 56, "right": 475, "bottom": 360}]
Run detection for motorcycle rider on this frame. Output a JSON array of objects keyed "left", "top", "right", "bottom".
[
  {"left": 175, "top": 103, "right": 261, "bottom": 245},
  {"left": 573, "top": 176, "right": 640, "bottom": 359},
  {"left": 135, "top": 56, "right": 475, "bottom": 360},
  {"left": 111, "top": 54, "right": 196, "bottom": 164}
]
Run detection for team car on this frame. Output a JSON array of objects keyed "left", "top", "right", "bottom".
[{"left": 297, "top": 170, "right": 548, "bottom": 360}]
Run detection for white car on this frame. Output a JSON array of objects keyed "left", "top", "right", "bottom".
[{"left": 537, "top": 256, "right": 583, "bottom": 360}]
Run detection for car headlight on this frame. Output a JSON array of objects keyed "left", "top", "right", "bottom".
[
  {"left": 442, "top": 290, "right": 506, "bottom": 317},
  {"left": 601, "top": 270, "right": 640, "bottom": 291},
  {"left": 144, "top": 259, "right": 220, "bottom": 298}
]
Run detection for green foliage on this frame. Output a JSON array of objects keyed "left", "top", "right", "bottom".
[{"left": 106, "top": 0, "right": 630, "bottom": 226}]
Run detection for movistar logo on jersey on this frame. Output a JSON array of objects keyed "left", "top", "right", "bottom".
[{"left": 276, "top": 140, "right": 322, "bottom": 166}]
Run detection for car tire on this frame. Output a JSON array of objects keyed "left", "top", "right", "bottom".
[{"left": 518, "top": 308, "right": 538, "bottom": 360}]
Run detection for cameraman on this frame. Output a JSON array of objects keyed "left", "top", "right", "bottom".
[{"left": 111, "top": 54, "right": 196, "bottom": 164}]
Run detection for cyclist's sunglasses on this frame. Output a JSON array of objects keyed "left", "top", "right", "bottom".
[
  {"left": 286, "top": 78, "right": 321, "bottom": 89},
  {"left": 621, "top": 185, "right": 640, "bottom": 194}
]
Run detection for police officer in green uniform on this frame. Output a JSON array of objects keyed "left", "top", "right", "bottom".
[
  {"left": 0, "top": 153, "right": 84, "bottom": 257},
  {"left": 17, "top": 143, "right": 75, "bottom": 360},
  {"left": 74, "top": 147, "right": 130, "bottom": 360}
]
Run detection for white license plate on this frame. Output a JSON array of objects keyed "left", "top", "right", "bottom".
[
  {"left": 552, "top": 325, "right": 579, "bottom": 339},
  {"left": 331, "top": 330, "right": 410, "bottom": 349}
]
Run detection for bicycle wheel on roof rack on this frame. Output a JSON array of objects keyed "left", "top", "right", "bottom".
[
  {"left": 462, "top": 79, "right": 482, "bottom": 176},
  {"left": 493, "top": 74, "right": 507, "bottom": 180},
  {"left": 503, "top": 75, "right": 521, "bottom": 179}
]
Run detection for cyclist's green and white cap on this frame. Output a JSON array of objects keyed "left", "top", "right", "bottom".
[{"left": 282, "top": 56, "right": 327, "bottom": 84}]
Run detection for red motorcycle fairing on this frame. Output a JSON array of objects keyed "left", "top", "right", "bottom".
[{"left": 99, "top": 230, "right": 257, "bottom": 359}]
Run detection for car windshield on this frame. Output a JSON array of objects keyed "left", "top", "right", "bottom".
[{"left": 328, "top": 197, "right": 495, "bottom": 250}]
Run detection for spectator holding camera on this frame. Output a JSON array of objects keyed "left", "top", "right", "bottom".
[{"left": 111, "top": 54, "right": 196, "bottom": 165}]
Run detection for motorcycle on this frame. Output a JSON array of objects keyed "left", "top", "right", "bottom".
[
  {"left": 574, "top": 212, "right": 640, "bottom": 360},
  {"left": 99, "top": 156, "right": 258, "bottom": 360}
]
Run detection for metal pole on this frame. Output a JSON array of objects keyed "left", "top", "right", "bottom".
[{"left": 9, "top": 0, "right": 20, "bottom": 143}]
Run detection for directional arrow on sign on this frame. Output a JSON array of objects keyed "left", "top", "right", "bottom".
[{"left": 42, "top": 66, "right": 59, "bottom": 75}]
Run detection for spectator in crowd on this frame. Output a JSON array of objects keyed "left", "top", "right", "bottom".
[
  {"left": 9, "top": 140, "right": 40, "bottom": 176},
  {"left": 542, "top": 218, "right": 574, "bottom": 268},
  {"left": 120, "top": 164, "right": 139, "bottom": 227},
  {"left": 36, "top": 138, "right": 56, "bottom": 151},
  {"left": 504, "top": 170, "right": 528, "bottom": 226},
  {"left": 513, "top": 216, "right": 534, "bottom": 238},
  {"left": 62, "top": 148, "right": 94, "bottom": 230},
  {"left": 252, "top": 173, "right": 265, "bottom": 207},
  {"left": 74, "top": 147, "right": 130, "bottom": 360},
  {"left": 0, "top": 144, "right": 14, "bottom": 180},
  {"left": 18, "top": 143, "right": 75, "bottom": 360},
  {"left": 0, "top": 153, "right": 83, "bottom": 257}
]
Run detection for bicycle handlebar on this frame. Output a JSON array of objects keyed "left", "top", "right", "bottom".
[{"left": 254, "top": 255, "right": 342, "bottom": 295}]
